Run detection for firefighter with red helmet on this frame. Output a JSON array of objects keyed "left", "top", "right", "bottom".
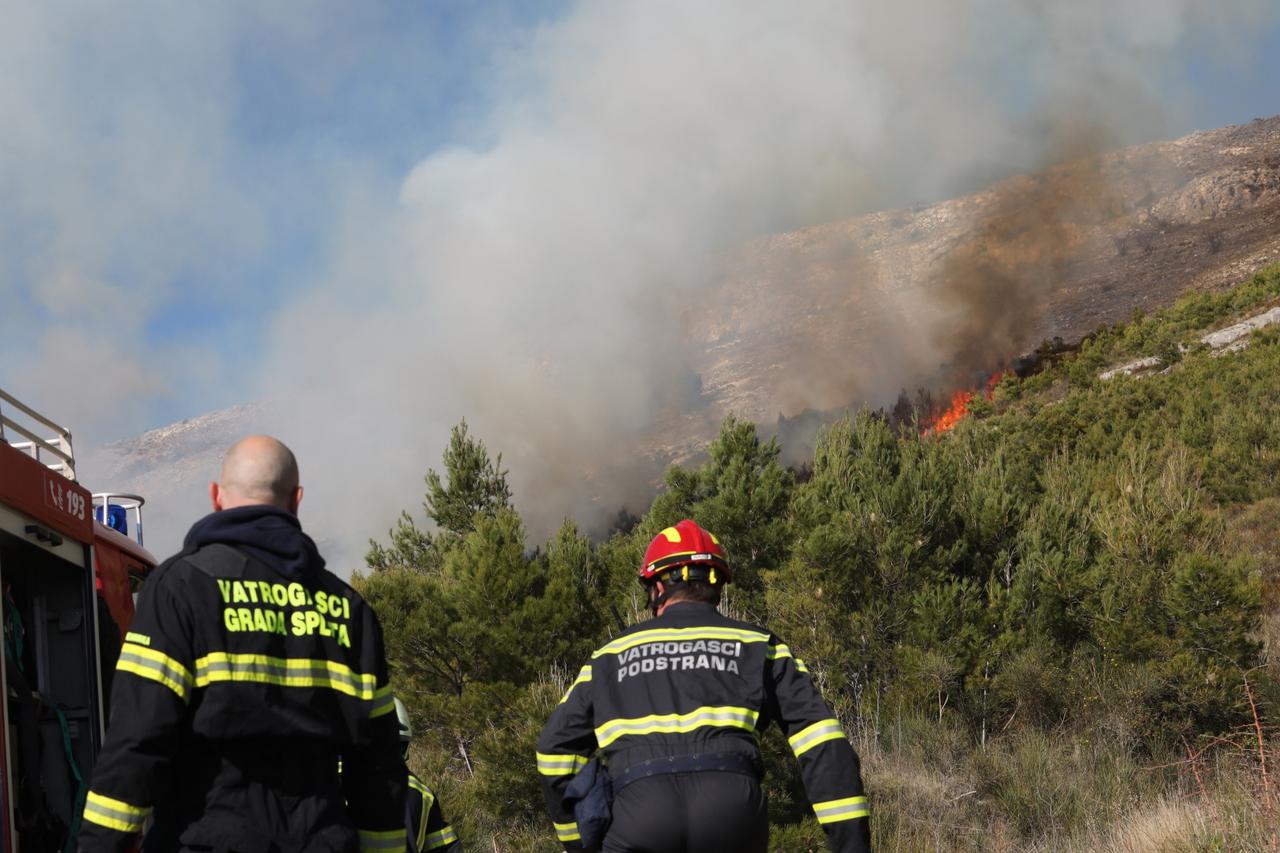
[{"left": 537, "top": 519, "right": 871, "bottom": 852}]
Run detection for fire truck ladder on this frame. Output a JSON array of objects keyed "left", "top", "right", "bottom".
[{"left": 0, "top": 387, "right": 76, "bottom": 481}]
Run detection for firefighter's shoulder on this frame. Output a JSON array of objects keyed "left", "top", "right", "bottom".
[
  {"left": 162, "top": 544, "right": 373, "bottom": 612},
  {"left": 589, "top": 611, "right": 773, "bottom": 661},
  {"left": 132, "top": 546, "right": 217, "bottom": 600},
  {"left": 720, "top": 612, "right": 771, "bottom": 636},
  {"left": 311, "top": 564, "right": 373, "bottom": 608},
  {"left": 586, "top": 617, "right": 660, "bottom": 659}
]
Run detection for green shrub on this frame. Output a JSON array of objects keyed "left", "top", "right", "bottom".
[{"left": 367, "top": 263, "right": 1280, "bottom": 850}]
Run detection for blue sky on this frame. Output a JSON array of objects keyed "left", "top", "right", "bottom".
[
  {"left": 1184, "top": 42, "right": 1280, "bottom": 131},
  {"left": 1, "top": 1, "right": 571, "bottom": 438},
  {"left": 140, "top": 2, "right": 572, "bottom": 419}
]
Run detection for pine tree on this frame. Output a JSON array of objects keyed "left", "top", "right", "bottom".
[
  {"left": 364, "top": 419, "right": 512, "bottom": 574},
  {"left": 426, "top": 420, "right": 512, "bottom": 536}
]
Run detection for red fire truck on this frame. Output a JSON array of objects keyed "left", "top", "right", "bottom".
[{"left": 1, "top": 387, "right": 158, "bottom": 851}]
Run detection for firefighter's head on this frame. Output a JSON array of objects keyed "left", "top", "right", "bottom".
[
  {"left": 395, "top": 697, "right": 412, "bottom": 761},
  {"left": 210, "top": 435, "right": 304, "bottom": 514},
  {"left": 639, "top": 519, "right": 729, "bottom": 615}
]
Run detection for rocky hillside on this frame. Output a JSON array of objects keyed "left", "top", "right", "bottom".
[
  {"left": 77, "top": 403, "right": 269, "bottom": 555},
  {"left": 87, "top": 117, "right": 1280, "bottom": 552},
  {"left": 685, "top": 116, "right": 1280, "bottom": 439}
]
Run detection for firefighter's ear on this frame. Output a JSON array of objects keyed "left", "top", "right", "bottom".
[
  {"left": 287, "top": 485, "right": 304, "bottom": 515},
  {"left": 209, "top": 481, "right": 223, "bottom": 512}
]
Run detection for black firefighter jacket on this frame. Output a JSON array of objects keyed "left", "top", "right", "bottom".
[
  {"left": 537, "top": 601, "right": 871, "bottom": 852},
  {"left": 78, "top": 506, "right": 407, "bottom": 853},
  {"left": 405, "top": 774, "right": 459, "bottom": 853}
]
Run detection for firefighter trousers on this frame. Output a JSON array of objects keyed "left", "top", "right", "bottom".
[{"left": 603, "top": 771, "right": 767, "bottom": 853}]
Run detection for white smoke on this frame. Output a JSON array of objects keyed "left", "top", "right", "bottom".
[
  {"left": 260, "top": 0, "right": 1280, "bottom": 569},
  {"left": 4, "top": 2, "right": 1277, "bottom": 567}
]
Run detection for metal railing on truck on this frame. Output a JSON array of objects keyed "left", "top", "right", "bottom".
[{"left": 0, "top": 387, "right": 76, "bottom": 481}]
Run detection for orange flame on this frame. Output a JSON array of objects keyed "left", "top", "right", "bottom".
[
  {"left": 930, "top": 390, "right": 974, "bottom": 433},
  {"left": 923, "top": 370, "right": 1009, "bottom": 435}
]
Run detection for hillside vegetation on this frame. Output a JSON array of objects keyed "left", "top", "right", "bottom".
[{"left": 356, "top": 263, "right": 1280, "bottom": 851}]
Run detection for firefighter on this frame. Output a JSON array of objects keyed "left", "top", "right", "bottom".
[
  {"left": 78, "top": 435, "right": 407, "bottom": 853},
  {"left": 537, "top": 519, "right": 871, "bottom": 852},
  {"left": 394, "top": 698, "right": 460, "bottom": 852}
]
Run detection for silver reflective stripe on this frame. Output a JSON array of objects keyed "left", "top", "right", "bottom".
[
  {"left": 119, "top": 650, "right": 190, "bottom": 688},
  {"left": 83, "top": 791, "right": 153, "bottom": 833},
  {"left": 116, "top": 643, "right": 193, "bottom": 700},
  {"left": 594, "top": 706, "right": 758, "bottom": 748},
  {"left": 369, "top": 687, "right": 395, "bottom": 718},
  {"left": 408, "top": 775, "right": 435, "bottom": 807},
  {"left": 197, "top": 657, "right": 357, "bottom": 687},
  {"left": 788, "top": 718, "right": 845, "bottom": 756},
  {"left": 193, "top": 655, "right": 373, "bottom": 697},
  {"left": 813, "top": 795, "right": 870, "bottom": 824},
  {"left": 560, "top": 665, "right": 592, "bottom": 704},
  {"left": 83, "top": 798, "right": 150, "bottom": 832},
  {"left": 594, "top": 626, "right": 769, "bottom": 657},
  {"left": 425, "top": 827, "right": 458, "bottom": 850},
  {"left": 766, "top": 643, "right": 793, "bottom": 659},
  {"left": 536, "top": 752, "right": 587, "bottom": 776}
]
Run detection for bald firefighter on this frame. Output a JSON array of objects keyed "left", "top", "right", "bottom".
[
  {"left": 537, "top": 519, "right": 870, "bottom": 852},
  {"left": 394, "top": 699, "right": 460, "bottom": 852},
  {"left": 78, "top": 436, "right": 406, "bottom": 853}
]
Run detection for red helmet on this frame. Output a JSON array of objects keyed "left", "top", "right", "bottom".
[{"left": 639, "top": 519, "right": 730, "bottom": 585}]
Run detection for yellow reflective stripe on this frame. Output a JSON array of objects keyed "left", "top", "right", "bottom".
[
  {"left": 83, "top": 790, "right": 151, "bottom": 833},
  {"left": 117, "top": 642, "right": 193, "bottom": 701},
  {"left": 425, "top": 826, "right": 458, "bottom": 850},
  {"left": 408, "top": 774, "right": 434, "bottom": 802},
  {"left": 595, "top": 706, "right": 758, "bottom": 748},
  {"left": 407, "top": 775, "right": 436, "bottom": 849},
  {"left": 370, "top": 685, "right": 395, "bottom": 718},
  {"left": 767, "top": 643, "right": 793, "bottom": 660},
  {"left": 554, "top": 820, "right": 581, "bottom": 842},
  {"left": 559, "top": 665, "right": 592, "bottom": 704},
  {"left": 594, "top": 627, "right": 769, "bottom": 657},
  {"left": 415, "top": 786, "right": 430, "bottom": 850},
  {"left": 813, "top": 795, "right": 869, "bottom": 824},
  {"left": 193, "top": 652, "right": 377, "bottom": 699},
  {"left": 769, "top": 643, "right": 812, "bottom": 672},
  {"left": 536, "top": 752, "right": 589, "bottom": 777},
  {"left": 124, "top": 631, "right": 150, "bottom": 646},
  {"left": 358, "top": 827, "right": 407, "bottom": 851},
  {"left": 788, "top": 718, "right": 846, "bottom": 756}
]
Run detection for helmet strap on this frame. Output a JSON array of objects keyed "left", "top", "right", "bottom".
[{"left": 647, "top": 579, "right": 675, "bottom": 616}]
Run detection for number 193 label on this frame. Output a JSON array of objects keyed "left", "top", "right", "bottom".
[{"left": 45, "top": 474, "right": 87, "bottom": 522}]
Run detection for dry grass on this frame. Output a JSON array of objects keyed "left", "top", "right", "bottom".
[
  {"left": 413, "top": 691, "right": 1279, "bottom": 851},
  {"left": 842, "top": 711, "right": 1280, "bottom": 853},
  {"left": 1078, "top": 798, "right": 1206, "bottom": 853}
]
